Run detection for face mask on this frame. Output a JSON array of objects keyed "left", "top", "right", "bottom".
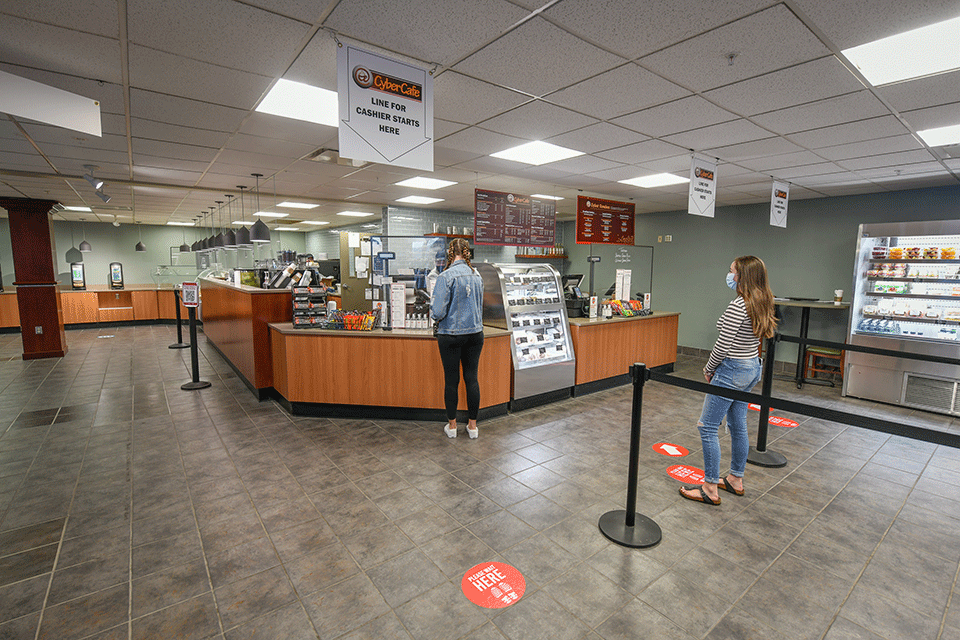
[{"left": 726, "top": 272, "right": 737, "bottom": 291}]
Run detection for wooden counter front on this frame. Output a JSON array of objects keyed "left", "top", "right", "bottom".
[
  {"left": 270, "top": 324, "right": 511, "bottom": 417},
  {"left": 568, "top": 312, "right": 679, "bottom": 387},
  {"left": 199, "top": 278, "right": 291, "bottom": 394}
]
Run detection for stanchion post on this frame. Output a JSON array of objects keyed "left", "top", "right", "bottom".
[
  {"left": 169, "top": 288, "right": 189, "bottom": 349},
  {"left": 598, "top": 363, "right": 662, "bottom": 548},
  {"left": 748, "top": 335, "right": 787, "bottom": 467},
  {"left": 180, "top": 304, "right": 211, "bottom": 391}
]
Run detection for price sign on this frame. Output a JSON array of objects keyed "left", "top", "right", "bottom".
[{"left": 181, "top": 282, "right": 199, "bottom": 307}]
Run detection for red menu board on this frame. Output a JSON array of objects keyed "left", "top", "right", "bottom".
[
  {"left": 474, "top": 189, "right": 556, "bottom": 246},
  {"left": 576, "top": 196, "right": 635, "bottom": 245}
]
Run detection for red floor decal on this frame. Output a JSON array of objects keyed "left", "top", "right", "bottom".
[
  {"left": 747, "top": 404, "right": 799, "bottom": 427},
  {"left": 462, "top": 562, "right": 526, "bottom": 609},
  {"left": 666, "top": 464, "right": 705, "bottom": 484},
  {"left": 652, "top": 442, "right": 689, "bottom": 457}
]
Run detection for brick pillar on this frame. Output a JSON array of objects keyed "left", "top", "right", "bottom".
[{"left": 0, "top": 198, "right": 67, "bottom": 359}]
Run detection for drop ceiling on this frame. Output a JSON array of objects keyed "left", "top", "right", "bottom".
[{"left": 0, "top": 0, "right": 958, "bottom": 229}]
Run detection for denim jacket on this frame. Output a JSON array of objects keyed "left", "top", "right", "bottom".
[{"left": 431, "top": 260, "right": 483, "bottom": 335}]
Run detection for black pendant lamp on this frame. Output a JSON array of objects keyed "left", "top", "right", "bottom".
[
  {"left": 135, "top": 221, "right": 146, "bottom": 252},
  {"left": 207, "top": 207, "right": 217, "bottom": 250},
  {"left": 249, "top": 173, "right": 271, "bottom": 244},
  {"left": 236, "top": 185, "right": 251, "bottom": 247},
  {"left": 79, "top": 217, "right": 92, "bottom": 252},
  {"left": 191, "top": 214, "right": 202, "bottom": 251},
  {"left": 212, "top": 201, "right": 224, "bottom": 249},
  {"left": 223, "top": 195, "right": 237, "bottom": 250}
]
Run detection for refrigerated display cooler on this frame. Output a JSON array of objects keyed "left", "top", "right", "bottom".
[
  {"left": 477, "top": 263, "right": 575, "bottom": 404},
  {"left": 844, "top": 220, "right": 960, "bottom": 416}
]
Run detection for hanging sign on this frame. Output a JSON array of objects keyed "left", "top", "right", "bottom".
[
  {"left": 576, "top": 196, "right": 635, "bottom": 245},
  {"left": 461, "top": 562, "right": 525, "bottom": 608},
  {"left": 666, "top": 464, "right": 704, "bottom": 483},
  {"left": 688, "top": 156, "right": 717, "bottom": 218},
  {"left": 181, "top": 282, "right": 199, "bottom": 307},
  {"left": 770, "top": 181, "right": 789, "bottom": 228},
  {"left": 474, "top": 189, "right": 556, "bottom": 246},
  {"left": 653, "top": 442, "right": 689, "bottom": 457},
  {"left": 338, "top": 42, "right": 433, "bottom": 171}
]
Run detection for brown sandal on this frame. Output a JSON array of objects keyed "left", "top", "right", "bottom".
[
  {"left": 679, "top": 485, "right": 720, "bottom": 506},
  {"left": 718, "top": 476, "right": 744, "bottom": 496}
]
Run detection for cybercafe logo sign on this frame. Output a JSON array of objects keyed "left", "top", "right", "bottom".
[
  {"left": 695, "top": 166, "right": 715, "bottom": 181},
  {"left": 507, "top": 193, "right": 514, "bottom": 203},
  {"left": 775, "top": 189, "right": 788, "bottom": 199},
  {"left": 352, "top": 66, "right": 422, "bottom": 102}
]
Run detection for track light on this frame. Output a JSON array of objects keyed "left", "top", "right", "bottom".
[
  {"left": 82, "top": 164, "right": 104, "bottom": 190},
  {"left": 96, "top": 190, "right": 111, "bottom": 203}
]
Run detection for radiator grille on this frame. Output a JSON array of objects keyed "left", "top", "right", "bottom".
[{"left": 903, "top": 375, "right": 957, "bottom": 415}]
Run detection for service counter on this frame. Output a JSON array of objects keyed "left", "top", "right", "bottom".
[
  {"left": 568, "top": 312, "right": 679, "bottom": 394},
  {"left": 0, "top": 285, "right": 189, "bottom": 329},
  {"left": 268, "top": 323, "right": 511, "bottom": 420},
  {"left": 199, "top": 277, "right": 292, "bottom": 398}
]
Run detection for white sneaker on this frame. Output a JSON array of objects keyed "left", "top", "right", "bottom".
[
  {"left": 444, "top": 424, "right": 457, "bottom": 438},
  {"left": 466, "top": 426, "right": 478, "bottom": 439}
]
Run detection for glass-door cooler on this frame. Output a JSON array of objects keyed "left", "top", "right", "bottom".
[
  {"left": 845, "top": 220, "right": 960, "bottom": 416},
  {"left": 477, "top": 263, "right": 575, "bottom": 402}
]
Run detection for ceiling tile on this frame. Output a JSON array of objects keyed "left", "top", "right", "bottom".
[
  {"left": 815, "top": 135, "right": 925, "bottom": 162},
  {"left": 224, "top": 133, "right": 317, "bottom": 158},
  {"left": 453, "top": 17, "right": 623, "bottom": 97},
  {"left": 596, "top": 139, "right": 686, "bottom": 165},
  {"left": 543, "top": 155, "right": 623, "bottom": 174},
  {"left": 435, "top": 119, "right": 468, "bottom": 139},
  {"left": 128, "top": 90, "right": 240, "bottom": 133},
  {"left": 639, "top": 5, "right": 830, "bottom": 93},
  {"left": 0, "top": 16, "right": 121, "bottom": 84},
  {"left": 479, "top": 100, "right": 598, "bottom": 140},
  {"left": 127, "top": 0, "right": 312, "bottom": 78},
  {"left": 751, "top": 90, "right": 890, "bottom": 135},
  {"left": 132, "top": 139, "right": 218, "bottom": 163},
  {"left": 134, "top": 156, "right": 211, "bottom": 173},
  {"left": 706, "top": 137, "right": 803, "bottom": 161},
  {"left": 877, "top": 69, "right": 960, "bottom": 114},
  {"left": 131, "top": 119, "right": 231, "bottom": 149},
  {"left": 437, "top": 127, "right": 525, "bottom": 155},
  {"left": 433, "top": 146, "right": 485, "bottom": 168},
  {"left": 545, "top": 64, "right": 690, "bottom": 120},
  {"left": 901, "top": 103, "right": 960, "bottom": 131},
  {"left": 705, "top": 57, "right": 864, "bottom": 116},
  {"left": 788, "top": 116, "right": 911, "bottom": 149},
  {"left": 238, "top": 112, "right": 337, "bottom": 147},
  {"left": 2, "top": 0, "right": 119, "bottom": 38},
  {"left": 663, "top": 118, "right": 772, "bottom": 151},
  {"left": 546, "top": 123, "right": 647, "bottom": 154},
  {"left": 544, "top": 0, "right": 764, "bottom": 59},
  {"left": 774, "top": 162, "right": 847, "bottom": 180},
  {"left": 858, "top": 162, "right": 946, "bottom": 179},
  {"left": 738, "top": 151, "right": 831, "bottom": 172},
  {"left": 612, "top": 96, "right": 739, "bottom": 137},
  {"left": 433, "top": 72, "right": 531, "bottom": 126},
  {"left": 325, "top": 0, "right": 529, "bottom": 66},
  {"left": 283, "top": 31, "right": 339, "bottom": 92},
  {"left": 129, "top": 46, "right": 271, "bottom": 110},
  {"left": 792, "top": 0, "right": 960, "bottom": 50},
  {"left": 837, "top": 149, "right": 937, "bottom": 171},
  {"left": 132, "top": 166, "right": 204, "bottom": 184}
]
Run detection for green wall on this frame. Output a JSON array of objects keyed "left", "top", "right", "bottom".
[{"left": 562, "top": 183, "right": 960, "bottom": 365}]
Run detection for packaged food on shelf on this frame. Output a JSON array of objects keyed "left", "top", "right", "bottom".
[
  {"left": 924, "top": 247, "right": 940, "bottom": 259},
  {"left": 941, "top": 247, "right": 956, "bottom": 259},
  {"left": 872, "top": 246, "right": 888, "bottom": 259},
  {"left": 888, "top": 247, "right": 904, "bottom": 259}
]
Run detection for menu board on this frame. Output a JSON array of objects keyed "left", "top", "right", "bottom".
[
  {"left": 474, "top": 189, "right": 556, "bottom": 246},
  {"left": 576, "top": 196, "right": 635, "bottom": 245}
]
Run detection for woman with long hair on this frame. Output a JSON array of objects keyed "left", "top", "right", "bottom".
[
  {"left": 430, "top": 238, "right": 484, "bottom": 439},
  {"left": 680, "top": 255, "right": 777, "bottom": 505}
]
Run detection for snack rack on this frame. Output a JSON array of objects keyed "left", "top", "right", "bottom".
[{"left": 292, "top": 286, "right": 328, "bottom": 328}]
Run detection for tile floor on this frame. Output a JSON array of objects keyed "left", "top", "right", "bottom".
[{"left": 1, "top": 324, "right": 959, "bottom": 640}]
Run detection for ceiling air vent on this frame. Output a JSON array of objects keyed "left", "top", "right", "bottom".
[{"left": 301, "top": 148, "right": 368, "bottom": 168}]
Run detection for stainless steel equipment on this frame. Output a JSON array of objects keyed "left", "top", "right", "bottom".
[
  {"left": 477, "top": 263, "right": 576, "bottom": 401},
  {"left": 844, "top": 220, "right": 960, "bottom": 416}
]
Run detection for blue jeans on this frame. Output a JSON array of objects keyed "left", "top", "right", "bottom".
[{"left": 698, "top": 357, "right": 762, "bottom": 484}]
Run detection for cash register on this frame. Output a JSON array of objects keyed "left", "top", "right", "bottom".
[{"left": 563, "top": 274, "right": 589, "bottom": 318}]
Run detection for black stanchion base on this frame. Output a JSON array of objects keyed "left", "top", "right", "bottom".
[
  {"left": 169, "top": 343, "right": 190, "bottom": 349},
  {"left": 748, "top": 446, "right": 787, "bottom": 468},
  {"left": 598, "top": 510, "right": 662, "bottom": 549},
  {"left": 181, "top": 381, "right": 211, "bottom": 391}
]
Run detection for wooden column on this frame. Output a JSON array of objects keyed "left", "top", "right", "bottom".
[{"left": 0, "top": 198, "right": 67, "bottom": 359}]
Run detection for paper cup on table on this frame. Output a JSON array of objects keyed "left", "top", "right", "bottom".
[{"left": 834, "top": 289, "right": 843, "bottom": 305}]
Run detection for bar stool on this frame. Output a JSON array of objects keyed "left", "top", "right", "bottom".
[{"left": 805, "top": 346, "right": 844, "bottom": 385}]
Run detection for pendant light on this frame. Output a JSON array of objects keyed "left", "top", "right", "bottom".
[
  {"left": 135, "top": 221, "right": 146, "bottom": 252},
  {"left": 249, "top": 172, "right": 271, "bottom": 244},
  {"left": 79, "top": 217, "right": 92, "bottom": 252},
  {"left": 191, "top": 214, "right": 202, "bottom": 251},
  {"left": 236, "top": 185, "right": 252, "bottom": 247},
  {"left": 207, "top": 206, "right": 217, "bottom": 250},
  {"left": 223, "top": 195, "right": 237, "bottom": 250},
  {"left": 212, "top": 201, "right": 224, "bottom": 249}
]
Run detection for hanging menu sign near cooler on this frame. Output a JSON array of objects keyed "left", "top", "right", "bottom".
[
  {"left": 474, "top": 189, "right": 556, "bottom": 246},
  {"left": 576, "top": 196, "right": 635, "bottom": 245}
]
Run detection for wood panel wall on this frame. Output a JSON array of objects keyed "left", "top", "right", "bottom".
[{"left": 569, "top": 314, "right": 679, "bottom": 384}]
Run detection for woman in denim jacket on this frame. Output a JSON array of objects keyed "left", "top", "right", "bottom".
[{"left": 431, "top": 238, "right": 484, "bottom": 439}]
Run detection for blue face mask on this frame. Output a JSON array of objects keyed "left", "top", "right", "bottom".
[{"left": 726, "top": 272, "right": 737, "bottom": 291}]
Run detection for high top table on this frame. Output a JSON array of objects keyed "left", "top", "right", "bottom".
[{"left": 774, "top": 299, "right": 851, "bottom": 388}]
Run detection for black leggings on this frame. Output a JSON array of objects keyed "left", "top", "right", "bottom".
[{"left": 436, "top": 331, "right": 484, "bottom": 421}]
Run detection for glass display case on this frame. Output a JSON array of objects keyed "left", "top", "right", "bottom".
[
  {"left": 845, "top": 220, "right": 960, "bottom": 415},
  {"left": 477, "top": 263, "right": 575, "bottom": 401}
]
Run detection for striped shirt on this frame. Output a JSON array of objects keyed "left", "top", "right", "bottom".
[{"left": 704, "top": 297, "right": 759, "bottom": 374}]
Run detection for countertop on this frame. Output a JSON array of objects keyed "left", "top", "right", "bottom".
[
  {"left": 269, "top": 323, "right": 511, "bottom": 339},
  {"left": 567, "top": 311, "right": 680, "bottom": 326}
]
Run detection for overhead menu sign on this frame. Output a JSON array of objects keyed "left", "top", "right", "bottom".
[
  {"left": 337, "top": 42, "right": 433, "bottom": 171},
  {"left": 770, "top": 181, "right": 789, "bottom": 228},
  {"left": 576, "top": 196, "right": 635, "bottom": 245},
  {"left": 688, "top": 156, "right": 717, "bottom": 218},
  {"left": 474, "top": 189, "right": 556, "bottom": 246}
]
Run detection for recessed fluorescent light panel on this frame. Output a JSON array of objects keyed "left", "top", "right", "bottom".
[
  {"left": 273, "top": 226, "right": 301, "bottom": 231},
  {"left": 64, "top": 206, "right": 92, "bottom": 211},
  {"left": 619, "top": 173, "right": 689, "bottom": 188},
  {"left": 166, "top": 221, "right": 194, "bottom": 226},
  {"left": 917, "top": 123, "right": 960, "bottom": 147},
  {"left": 255, "top": 78, "right": 339, "bottom": 127},
  {"left": 300, "top": 220, "right": 330, "bottom": 225},
  {"left": 277, "top": 201, "right": 320, "bottom": 209},
  {"left": 394, "top": 177, "right": 457, "bottom": 189},
  {"left": 841, "top": 16, "right": 960, "bottom": 86},
  {"left": 490, "top": 141, "right": 584, "bottom": 166},
  {"left": 531, "top": 194, "right": 563, "bottom": 200},
  {"left": 254, "top": 211, "right": 288, "bottom": 218},
  {"left": 396, "top": 196, "right": 444, "bottom": 205},
  {"left": 337, "top": 211, "right": 373, "bottom": 217}
]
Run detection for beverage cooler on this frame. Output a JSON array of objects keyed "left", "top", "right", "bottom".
[
  {"left": 477, "top": 263, "right": 575, "bottom": 402},
  {"left": 844, "top": 220, "right": 960, "bottom": 416}
]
